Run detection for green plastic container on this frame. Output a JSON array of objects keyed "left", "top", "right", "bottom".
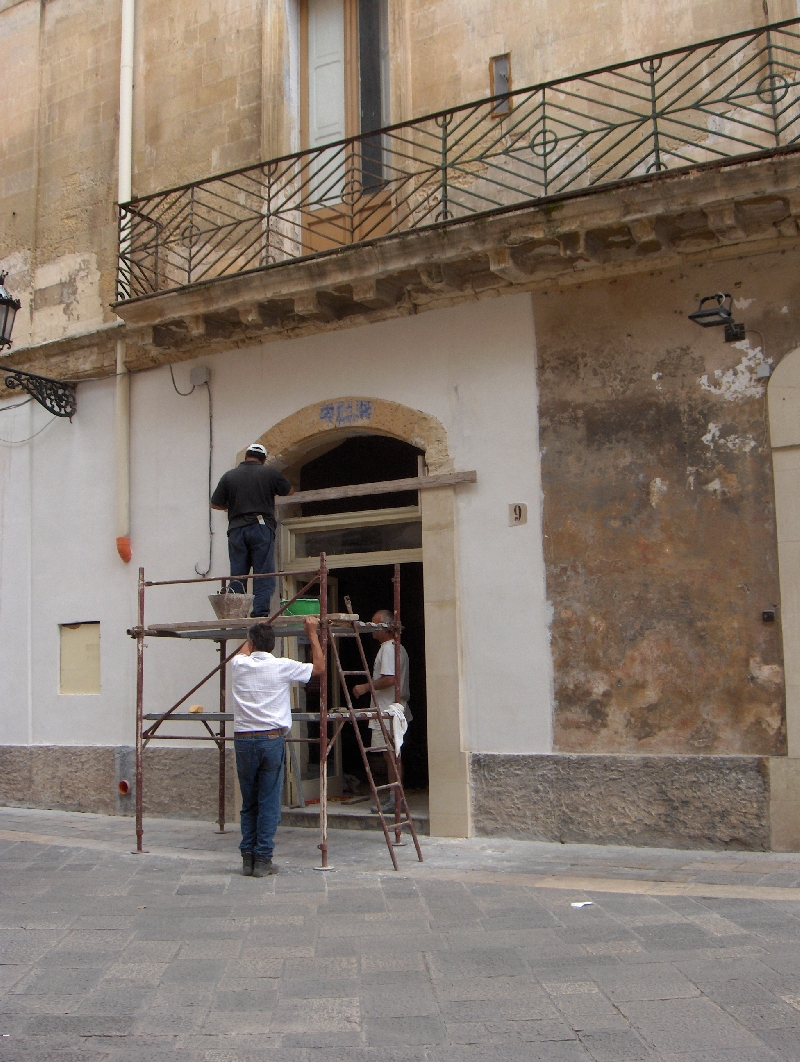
[{"left": 283, "top": 597, "right": 321, "bottom": 616}]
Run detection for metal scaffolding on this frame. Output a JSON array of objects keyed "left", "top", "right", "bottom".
[{"left": 127, "top": 553, "right": 423, "bottom": 870}]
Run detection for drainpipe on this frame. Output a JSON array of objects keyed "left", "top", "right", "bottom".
[{"left": 115, "top": 0, "right": 135, "bottom": 563}]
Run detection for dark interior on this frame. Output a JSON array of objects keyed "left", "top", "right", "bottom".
[{"left": 298, "top": 434, "right": 428, "bottom": 791}]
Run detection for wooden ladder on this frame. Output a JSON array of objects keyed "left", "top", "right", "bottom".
[{"left": 326, "top": 597, "right": 424, "bottom": 870}]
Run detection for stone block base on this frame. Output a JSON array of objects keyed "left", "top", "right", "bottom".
[
  {"left": 0, "top": 745, "right": 236, "bottom": 822},
  {"left": 471, "top": 753, "right": 778, "bottom": 850}
]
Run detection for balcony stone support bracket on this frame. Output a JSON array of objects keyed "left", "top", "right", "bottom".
[{"left": 4, "top": 149, "right": 800, "bottom": 393}]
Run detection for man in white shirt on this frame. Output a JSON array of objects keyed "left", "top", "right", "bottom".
[
  {"left": 352, "top": 610, "right": 411, "bottom": 813},
  {"left": 232, "top": 617, "right": 323, "bottom": 877}
]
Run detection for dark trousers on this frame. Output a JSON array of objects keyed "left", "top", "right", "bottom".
[
  {"left": 228, "top": 522, "right": 276, "bottom": 617},
  {"left": 234, "top": 733, "right": 285, "bottom": 861}
]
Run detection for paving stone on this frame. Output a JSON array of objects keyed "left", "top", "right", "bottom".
[
  {"left": 617, "top": 997, "right": 771, "bottom": 1053},
  {"left": 592, "top": 963, "right": 700, "bottom": 1001},
  {"left": 578, "top": 1029, "right": 654, "bottom": 1061},
  {"left": 363, "top": 1015, "right": 445, "bottom": 1045}
]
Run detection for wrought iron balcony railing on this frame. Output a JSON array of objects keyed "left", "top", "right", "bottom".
[{"left": 117, "top": 18, "right": 800, "bottom": 303}]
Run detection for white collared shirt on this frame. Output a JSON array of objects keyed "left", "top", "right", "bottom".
[{"left": 231, "top": 652, "right": 313, "bottom": 732}]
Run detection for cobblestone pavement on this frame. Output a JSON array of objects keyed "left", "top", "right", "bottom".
[{"left": 2, "top": 808, "right": 800, "bottom": 1061}]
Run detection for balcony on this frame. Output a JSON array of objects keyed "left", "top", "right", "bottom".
[{"left": 113, "top": 19, "right": 800, "bottom": 366}]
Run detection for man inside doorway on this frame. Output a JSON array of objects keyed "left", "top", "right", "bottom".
[
  {"left": 210, "top": 443, "right": 294, "bottom": 617},
  {"left": 232, "top": 618, "right": 324, "bottom": 876},
  {"left": 353, "top": 609, "right": 411, "bottom": 814}
]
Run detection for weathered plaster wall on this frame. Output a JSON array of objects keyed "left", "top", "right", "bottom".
[{"left": 533, "top": 252, "right": 796, "bottom": 757}]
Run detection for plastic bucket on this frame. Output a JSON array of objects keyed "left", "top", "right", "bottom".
[{"left": 283, "top": 597, "right": 321, "bottom": 616}]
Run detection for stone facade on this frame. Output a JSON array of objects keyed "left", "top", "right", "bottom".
[
  {"left": 471, "top": 753, "right": 772, "bottom": 851},
  {"left": 0, "top": 745, "right": 237, "bottom": 821}
]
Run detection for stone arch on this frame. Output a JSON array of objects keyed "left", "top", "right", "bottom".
[{"left": 248, "top": 396, "right": 452, "bottom": 475}]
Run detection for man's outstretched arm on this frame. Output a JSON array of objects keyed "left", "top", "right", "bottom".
[{"left": 303, "top": 616, "right": 325, "bottom": 675}]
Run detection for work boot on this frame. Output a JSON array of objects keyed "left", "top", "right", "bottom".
[
  {"left": 253, "top": 857, "right": 278, "bottom": 877},
  {"left": 242, "top": 852, "right": 254, "bottom": 876}
]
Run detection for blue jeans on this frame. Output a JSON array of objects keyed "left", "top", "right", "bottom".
[
  {"left": 235, "top": 733, "right": 285, "bottom": 861},
  {"left": 228, "top": 522, "right": 276, "bottom": 617}
]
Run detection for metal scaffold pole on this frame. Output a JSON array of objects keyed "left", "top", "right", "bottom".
[
  {"left": 315, "top": 553, "right": 331, "bottom": 870},
  {"left": 134, "top": 566, "right": 146, "bottom": 853}
]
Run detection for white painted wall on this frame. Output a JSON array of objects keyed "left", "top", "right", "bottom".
[{"left": 0, "top": 293, "right": 554, "bottom": 755}]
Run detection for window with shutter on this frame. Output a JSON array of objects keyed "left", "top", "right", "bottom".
[{"left": 301, "top": 0, "right": 389, "bottom": 202}]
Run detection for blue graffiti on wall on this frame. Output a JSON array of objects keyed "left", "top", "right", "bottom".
[{"left": 319, "top": 400, "right": 373, "bottom": 427}]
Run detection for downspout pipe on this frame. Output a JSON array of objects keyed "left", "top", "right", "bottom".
[{"left": 115, "top": 0, "right": 135, "bottom": 563}]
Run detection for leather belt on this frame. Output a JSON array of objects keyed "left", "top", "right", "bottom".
[{"left": 234, "top": 729, "right": 284, "bottom": 738}]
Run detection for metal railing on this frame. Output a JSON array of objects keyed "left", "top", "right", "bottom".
[{"left": 117, "top": 19, "right": 800, "bottom": 302}]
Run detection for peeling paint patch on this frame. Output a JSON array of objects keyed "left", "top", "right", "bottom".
[
  {"left": 749, "top": 658, "right": 783, "bottom": 688},
  {"left": 734, "top": 297, "right": 755, "bottom": 309},
  {"left": 721, "top": 433, "right": 757, "bottom": 452},
  {"left": 702, "top": 422, "right": 757, "bottom": 452},
  {"left": 702, "top": 423, "right": 722, "bottom": 448},
  {"left": 686, "top": 466, "right": 698, "bottom": 490},
  {"left": 702, "top": 473, "right": 741, "bottom": 497},
  {"left": 698, "top": 342, "right": 773, "bottom": 401},
  {"left": 31, "top": 253, "right": 104, "bottom": 344},
  {"left": 781, "top": 306, "right": 789, "bottom": 314},
  {"left": 649, "top": 477, "right": 668, "bottom": 507}
]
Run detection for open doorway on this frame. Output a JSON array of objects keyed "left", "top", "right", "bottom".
[{"left": 283, "top": 433, "right": 428, "bottom": 804}]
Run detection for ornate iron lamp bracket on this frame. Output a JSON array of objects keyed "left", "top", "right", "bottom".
[{"left": 3, "top": 369, "right": 77, "bottom": 419}]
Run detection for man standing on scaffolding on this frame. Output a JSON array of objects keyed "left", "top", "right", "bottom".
[
  {"left": 210, "top": 443, "right": 294, "bottom": 617},
  {"left": 232, "top": 618, "right": 325, "bottom": 877}
]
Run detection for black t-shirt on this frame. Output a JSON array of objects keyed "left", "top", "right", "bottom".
[{"left": 210, "top": 462, "right": 292, "bottom": 531}]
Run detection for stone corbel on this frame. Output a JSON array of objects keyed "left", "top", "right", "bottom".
[
  {"left": 776, "top": 191, "right": 800, "bottom": 237},
  {"left": 293, "top": 291, "right": 338, "bottom": 321},
  {"left": 418, "top": 263, "right": 463, "bottom": 292},
  {"left": 351, "top": 278, "right": 400, "bottom": 309},
  {"left": 703, "top": 202, "right": 746, "bottom": 242},
  {"left": 238, "top": 302, "right": 263, "bottom": 327},
  {"left": 184, "top": 315, "right": 205, "bottom": 337},
  {"left": 629, "top": 217, "right": 665, "bottom": 254},
  {"left": 487, "top": 248, "right": 534, "bottom": 284}
]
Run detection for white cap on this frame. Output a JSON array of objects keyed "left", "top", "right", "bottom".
[{"left": 246, "top": 443, "right": 267, "bottom": 458}]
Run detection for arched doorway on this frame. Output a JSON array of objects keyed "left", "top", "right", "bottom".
[
  {"left": 279, "top": 435, "right": 428, "bottom": 819},
  {"left": 247, "top": 396, "right": 471, "bottom": 837}
]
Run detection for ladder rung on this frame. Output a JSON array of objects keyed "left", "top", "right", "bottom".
[
  {"left": 375, "top": 782, "right": 400, "bottom": 792},
  {"left": 341, "top": 670, "right": 368, "bottom": 676},
  {"left": 380, "top": 818, "right": 412, "bottom": 830}
]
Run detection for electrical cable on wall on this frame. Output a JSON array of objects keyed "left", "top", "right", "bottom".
[
  {"left": 168, "top": 363, "right": 214, "bottom": 575},
  {"left": 0, "top": 397, "right": 33, "bottom": 414},
  {"left": 0, "top": 416, "right": 56, "bottom": 445}
]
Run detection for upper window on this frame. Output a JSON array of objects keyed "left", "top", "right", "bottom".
[{"left": 302, "top": 0, "right": 389, "bottom": 189}]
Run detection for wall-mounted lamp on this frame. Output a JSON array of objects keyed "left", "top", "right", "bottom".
[
  {"left": 0, "top": 270, "right": 77, "bottom": 418},
  {"left": 687, "top": 292, "right": 745, "bottom": 342}
]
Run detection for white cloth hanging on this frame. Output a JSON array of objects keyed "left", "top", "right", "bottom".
[{"left": 382, "top": 703, "right": 408, "bottom": 755}]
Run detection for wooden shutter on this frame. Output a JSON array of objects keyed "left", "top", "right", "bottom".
[{"left": 307, "top": 0, "right": 346, "bottom": 149}]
